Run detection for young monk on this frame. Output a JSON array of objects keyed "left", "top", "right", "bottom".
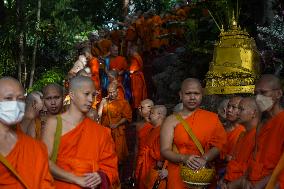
[
  {"left": 160, "top": 78, "right": 227, "bottom": 189},
  {"left": 42, "top": 83, "right": 64, "bottom": 116},
  {"left": 242, "top": 74, "right": 284, "bottom": 188},
  {"left": 98, "top": 82, "right": 132, "bottom": 164},
  {"left": 42, "top": 76, "right": 119, "bottom": 188},
  {"left": 129, "top": 46, "right": 147, "bottom": 109},
  {"left": 137, "top": 105, "right": 168, "bottom": 189},
  {"left": 108, "top": 70, "right": 126, "bottom": 100},
  {"left": 222, "top": 96, "right": 245, "bottom": 161},
  {"left": 0, "top": 77, "right": 54, "bottom": 189},
  {"left": 219, "top": 97, "right": 260, "bottom": 189},
  {"left": 21, "top": 91, "right": 44, "bottom": 139}
]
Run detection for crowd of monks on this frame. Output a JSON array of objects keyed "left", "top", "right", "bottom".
[{"left": 0, "top": 73, "right": 284, "bottom": 189}]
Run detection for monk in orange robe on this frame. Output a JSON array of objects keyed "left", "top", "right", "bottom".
[
  {"left": 98, "top": 83, "right": 132, "bottom": 162},
  {"left": 108, "top": 70, "right": 126, "bottom": 100},
  {"left": 137, "top": 105, "right": 168, "bottom": 189},
  {"left": 134, "top": 99, "right": 154, "bottom": 180},
  {"left": 0, "top": 77, "right": 54, "bottom": 189},
  {"left": 42, "top": 76, "right": 119, "bottom": 189},
  {"left": 221, "top": 96, "right": 246, "bottom": 160},
  {"left": 150, "top": 15, "right": 163, "bottom": 50},
  {"left": 160, "top": 78, "right": 227, "bottom": 189},
  {"left": 109, "top": 44, "right": 128, "bottom": 83},
  {"left": 241, "top": 75, "right": 284, "bottom": 188},
  {"left": 20, "top": 91, "right": 44, "bottom": 139},
  {"left": 219, "top": 97, "right": 260, "bottom": 189},
  {"left": 129, "top": 48, "right": 147, "bottom": 109}
]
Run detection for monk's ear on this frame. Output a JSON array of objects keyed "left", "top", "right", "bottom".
[
  {"left": 69, "top": 90, "right": 75, "bottom": 100},
  {"left": 276, "top": 89, "right": 283, "bottom": 100}
]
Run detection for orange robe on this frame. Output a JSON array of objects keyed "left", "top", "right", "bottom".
[
  {"left": 89, "top": 57, "right": 102, "bottom": 108},
  {"left": 0, "top": 131, "right": 54, "bottom": 189},
  {"left": 101, "top": 99, "right": 132, "bottom": 162},
  {"left": 224, "top": 128, "right": 256, "bottom": 181},
  {"left": 136, "top": 126, "right": 165, "bottom": 189},
  {"left": 129, "top": 54, "right": 147, "bottom": 109},
  {"left": 135, "top": 122, "right": 153, "bottom": 179},
  {"left": 248, "top": 111, "right": 284, "bottom": 186},
  {"left": 55, "top": 118, "right": 119, "bottom": 188},
  {"left": 117, "top": 82, "right": 126, "bottom": 100},
  {"left": 167, "top": 109, "right": 227, "bottom": 189},
  {"left": 221, "top": 124, "right": 246, "bottom": 159},
  {"left": 110, "top": 56, "right": 128, "bottom": 83},
  {"left": 150, "top": 15, "right": 163, "bottom": 49}
]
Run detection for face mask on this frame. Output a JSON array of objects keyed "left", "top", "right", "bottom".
[
  {"left": 255, "top": 94, "right": 274, "bottom": 112},
  {"left": 0, "top": 101, "right": 25, "bottom": 125}
]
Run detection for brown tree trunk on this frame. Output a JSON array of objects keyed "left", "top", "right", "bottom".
[
  {"left": 29, "top": 0, "right": 41, "bottom": 88},
  {"left": 16, "top": 0, "right": 25, "bottom": 84},
  {"left": 122, "top": 0, "right": 129, "bottom": 17}
]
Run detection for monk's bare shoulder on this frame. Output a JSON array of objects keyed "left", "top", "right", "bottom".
[
  {"left": 42, "top": 115, "right": 58, "bottom": 138},
  {"left": 162, "top": 114, "right": 179, "bottom": 129}
]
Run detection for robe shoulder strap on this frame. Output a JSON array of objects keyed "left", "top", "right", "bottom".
[
  {"left": 175, "top": 113, "right": 205, "bottom": 155},
  {"left": 51, "top": 115, "right": 63, "bottom": 163},
  {"left": 0, "top": 153, "right": 30, "bottom": 189}
]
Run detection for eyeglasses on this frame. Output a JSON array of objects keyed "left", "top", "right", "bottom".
[{"left": 254, "top": 88, "right": 280, "bottom": 95}]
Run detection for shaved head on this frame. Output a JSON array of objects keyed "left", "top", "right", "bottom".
[
  {"left": 241, "top": 97, "right": 259, "bottom": 113},
  {"left": 70, "top": 76, "right": 94, "bottom": 92},
  {"left": 238, "top": 97, "right": 261, "bottom": 127},
  {"left": 26, "top": 91, "right": 43, "bottom": 105},
  {"left": 152, "top": 105, "right": 167, "bottom": 117},
  {"left": 181, "top": 78, "right": 202, "bottom": 92},
  {"left": 256, "top": 74, "right": 282, "bottom": 90},
  {"left": 108, "top": 70, "right": 118, "bottom": 79},
  {"left": 0, "top": 77, "right": 24, "bottom": 101},
  {"left": 42, "top": 83, "right": 63, "bottom": 97},
  {"left": 141, "top": 99, "right": 154, "bottom": 107},
  {"left": 0, "top": 77, "right": 24, "bottom": 93}
]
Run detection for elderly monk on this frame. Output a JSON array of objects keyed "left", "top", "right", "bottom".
[
  {"left": 219, "top": 97, "right": 260, "bottom": 189},
  {"left": 221, "top": 96, "right": 245, "bottom": 161},
  {"left": 42, "top": 76, "right": 119, "bottom": 189},
  {"left": 241, "top": 74, "right": 284, "bottom": 189},
  {"left": 129, "top": 46, "right": 147, "bottom": 109},
  {"left": 98, "top": 82, "right": 132, "bottom": 163},
  {"left": 108, "top": 70, "right": 126, "bottom": 100},
  {"left": 0, "top": 77, "right": 54, "bottom": 189},
  {"left": 42, "top": 83, "right": 64, "bottom": 116},
  {"left": 160, "top": 78, "right": 227, "bottom": 189},
  {"left": 137, "top": 105, "right": 168, "bottom": 189},
  {"left": 21, "top": 91, "right": 44, "bottom": 139}
]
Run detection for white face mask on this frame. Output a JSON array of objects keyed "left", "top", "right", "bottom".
[
  {"left": 0, "top": 101, "right": 26, "bottom": 125},
  {"left": 255, "top": 94, "right": 274, "bottom": 112}
]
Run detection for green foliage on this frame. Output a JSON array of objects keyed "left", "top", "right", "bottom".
[{"left": 28, "top": 69, "right": 65, "bottom": 92}]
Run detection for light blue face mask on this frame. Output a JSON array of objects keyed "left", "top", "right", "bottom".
[{"left": 0, "top": 101, "right": 26, "bottom": 125}]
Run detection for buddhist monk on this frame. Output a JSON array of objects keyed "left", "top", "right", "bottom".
[
  {"left": 98, "top": 82, "right": 132, "bottom": 163},
  {"left": 42, "top": 83, "right": 64, "bottom": 116},
  {"left": 222, "top": 96, "right": 245, "bottom": 161},
  {"left": 21, "top": 91, "right": 44, "bottom": 139},
  {"left": 42, "top": 76, "right": 119, "bottom": 188},
  {"left": 137, "top": 105, "right": 168, "bottom": 189},
  {"left": 160, "top": 78, "right": 227, "bottom": 189},
  {"left": 0, "top": 77, "right": 54, "bottom": 189},
  {"left": 241, "top": 74, "right": 284, "bottom": 189},
  {"left": 129, "top": 46, "right": 147, "bottom": 109},
  {"left": 217, "top": 98, "right": 229, "bottom": 126},
  {"left": 219, "top": 97, "right": 260, "bottom": 189},
  {"left": 109, "top": 44, "right": 128, "bottom": 83},
  {"left": 108, "top": 70, "right": 126, "bottom": 100},
  {"left": 134, "top": 99, "right": 154, "bottom": 181}
]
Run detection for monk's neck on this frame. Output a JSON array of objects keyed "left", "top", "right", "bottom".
[
  {"left": 0, "top": 123, "right": 18, "bottom": 156},
  {"left": 245, "top": 118, "right": 259, "bottom": 132},
  {"left": 67, "top": 105, "right": 85, "bottom": 122},
  {"left": 225, "top": 122, "right": 237, "bottom": 132},
  {"left": 180, "top": 108, "right": 199, "bottom": 118},
  {"left": 268, "top": 103, "right": 284, "bottom": 118}
]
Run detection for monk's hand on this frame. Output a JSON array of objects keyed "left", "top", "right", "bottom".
[
  {"left": 84, "top": 172, "right": 102, "bottom": 189},
  {"left": 158, "top": 168, "right": 168, "bottom": 180},
  {"left": 183, "top": 155, "right": 202, "bottom": 170}
]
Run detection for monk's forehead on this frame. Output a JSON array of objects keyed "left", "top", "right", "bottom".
[
  {"left": 228, "top": 97, "right": 242, "bottom": 105},
  {"left": 239, "top": 98, "right": 255, "bottom": 109},
  {"left": 0, "top": 79, "right": 24, "bottom": 96},
  {"left": 181, "top": 81, "right": 202, "bottom": 91}
]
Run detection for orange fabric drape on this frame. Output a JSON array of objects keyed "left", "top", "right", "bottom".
[
  {"left": 129, "top": 54, "right": 147, "bottom": 109},
  {"left": 54, "top": 118, "right": 119, "bottom": 189},
  {"left": 110, "top": 56, "right": 128, "bottom": 83},
  {"left": 0, "top": 131, "right": 54, "bottom": 189},
  {"left": 101, "top": 99, "right": 132, "bottom": 162},
  {"left": 167, "top": 109, "right": 227, "bottom": 189}
]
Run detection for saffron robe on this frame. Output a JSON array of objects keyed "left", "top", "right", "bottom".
[
  {"left": 167, "top": 109, "right": 227, "bottom": 189},
  {"left": 110, "top": 56, "right": 128, "bottom": 83},
  {"left": 224, "top": 128, "right": 256, "bottom": 181},
  {"left": 101, "top": 99, "right": 132, "bottom": 162},
  {"left": 136, "top": 126, "right": 165, "bottom": 189},
  {"left": 221, "top": 124, "right": 246, "bottom": 159},
  {"left": 54, "top": 118, "right": 119, "bottom": 188},
  {"left": 129, "top": 54, "right": 147, "bottom": 109},
  {"left": 135, "top": 122, "right": 153, "bottom": 179},
  {"left": 0, "top": 131, "right": 54, "bottom": 189},
  {"left": 248, "top": 111, "right": 284, "bottom": 186}
]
